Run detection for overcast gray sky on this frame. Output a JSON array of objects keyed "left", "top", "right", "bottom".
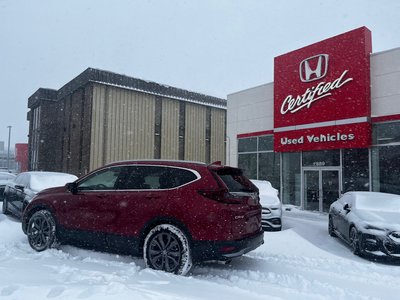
[{"left": 1, "top": 0, "right": 400, "bottom": 145}]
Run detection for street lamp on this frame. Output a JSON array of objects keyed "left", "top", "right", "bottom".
[{"left": 7, "top": 125, "right": 12, "bottom": 172}]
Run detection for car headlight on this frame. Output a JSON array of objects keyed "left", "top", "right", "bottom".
[
  {"left": 389, "top": 232, "right": 400, "bottom": 243},
  {"left": 262, "top": 207, "right": 272, "bottom": 215}
]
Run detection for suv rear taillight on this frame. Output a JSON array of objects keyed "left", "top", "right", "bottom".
[{"left": 197, "top": 189, "right": 254, "bottom": 204}]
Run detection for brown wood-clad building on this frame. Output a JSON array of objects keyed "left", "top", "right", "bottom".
[{"left": 27, "top": 68, "right": 227, "bottom": 176}]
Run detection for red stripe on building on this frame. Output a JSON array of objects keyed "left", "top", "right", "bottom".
[
  {"left": 371, "top": 114, "right": 400, "bottom": 123},
  {"left": 237, "top": 130, "right": 274, "bottom": 139}
]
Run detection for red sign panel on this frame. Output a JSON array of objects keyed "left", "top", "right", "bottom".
[
  {"left": 274, "top": 123, "right": 371, "bottom": 152},
  {"left": 274, "top": 27, "right": 372, "bottom": 152}
]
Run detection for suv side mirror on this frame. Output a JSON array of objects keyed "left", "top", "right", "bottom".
[
  {"left": 343, "top": 203, "right": 351, "bottom": 212},
  {"left": 66, "top": 182, "right": 78, "bottom": 195}
]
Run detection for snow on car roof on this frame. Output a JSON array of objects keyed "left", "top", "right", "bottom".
[
  {"left": 251, "top": 179, "right": 280, "bottom": 206},
  {"left": 251, "top": 180, "right": 278, "bottom": 197},
  {"left": 349, "top": 191, "right": 400, "bottom": 212},
  {"left": 0, "top": 172, "right": 16, "bottom": 180}
]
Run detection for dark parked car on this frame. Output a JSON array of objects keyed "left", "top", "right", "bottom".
[
  {"left": 2, "top": 171, "right": 78, "bottom": 219},
  {"left": 0, "top": 172, "right": 16, "bottom": 201},
  {"left": 329, "top": 191, "right": 400, "bottom": 259},
  {"left": 22, "top": 160, "right": 264, "bottom": 275}
]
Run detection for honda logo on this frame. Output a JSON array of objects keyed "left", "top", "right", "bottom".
[{"left": 299, "top": 54, "right": 329, "bottom": 82}]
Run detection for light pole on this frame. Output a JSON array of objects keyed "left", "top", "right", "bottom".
[{"left": 7, "top": 126, "right": 12, "bottom": 172}]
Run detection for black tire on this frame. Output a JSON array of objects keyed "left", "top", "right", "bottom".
[
  {"left": 26, "top": 210, "right": 57, "bottom": 252},
  {"left": 144, "top": 224, "right": 192, "bottom": 275},
  {"left": 349, "top": 226, "right": 361, "bottom": 255},
  {"left": 328, "top": 216, "right": 336, "bottom": 237},
  {"left": 2, "top": 197, "right": 9, "bottom": 215}
]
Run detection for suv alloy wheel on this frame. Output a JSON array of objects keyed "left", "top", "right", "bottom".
[{"left": 144, "top": 224, "right": 193, "bottom": 275}]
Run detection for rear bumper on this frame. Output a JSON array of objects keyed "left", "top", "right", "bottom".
[{"left": 192, "top": 230, "right": 264, "bottom": 262}]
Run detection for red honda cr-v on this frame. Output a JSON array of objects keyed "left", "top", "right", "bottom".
[{"left": 22, "top": 160, "right": 263, "bottom": 275}]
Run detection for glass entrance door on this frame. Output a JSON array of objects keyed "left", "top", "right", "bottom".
[
  {"left": 303, "top": 169, "right": 340, "bottom": 212},
  {"left": 304, "top": 170, "right": 320, "bottom": 211}
]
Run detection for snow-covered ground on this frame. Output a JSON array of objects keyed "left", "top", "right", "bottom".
[{"left": 1, "top": 203, "right": 400, "bottom": 300}]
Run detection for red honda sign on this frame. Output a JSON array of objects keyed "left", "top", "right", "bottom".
[{"left": 274, "top": 27, "right": 372, "bottom": 152}]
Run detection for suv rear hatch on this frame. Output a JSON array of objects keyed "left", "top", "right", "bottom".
[{"left": 207, "top": 166, "right": 262, "bottom": 239}]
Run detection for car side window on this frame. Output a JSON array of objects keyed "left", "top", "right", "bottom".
[
  {"left": 117, "top": 166, "right": 197, "bottom": 190},
  {"left": 78, "top": 167, "right": 122, "bottom": 191},
  {"left": 159, "top": 167, "right": 198, "bottom": 189}
]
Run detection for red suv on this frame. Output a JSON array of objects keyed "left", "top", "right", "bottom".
[{"left": 22, "top": 160, "right": 263, "bottom": 275}]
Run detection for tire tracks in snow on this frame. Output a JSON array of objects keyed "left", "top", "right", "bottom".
[{"left": 192, "top": 252, "right": 400, "bottom": 300}]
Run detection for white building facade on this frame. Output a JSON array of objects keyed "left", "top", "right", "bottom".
[{"left": 227, "top": 27, "right": 400, "bottom": 212}]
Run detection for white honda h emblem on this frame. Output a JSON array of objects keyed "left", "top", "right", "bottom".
[{"left": 299, "top": 54, "right": 329, "bottom": 82}]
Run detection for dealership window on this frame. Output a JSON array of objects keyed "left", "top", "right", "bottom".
[
  {"left": 302, "top": 150, "right": 340, "bottom": 167},
  {"left": 258, "top": 152, "right": 280, "bottom": 190},
  {"left": 238, "top": 153, "right": 257, "bottom": 179},
  {"left": 372, "top": 122, "right": 400, "bottom": 195},
  {"left": 237, "top": 135, "right": 280, "bottom": 190},
  {"left": 238, "top": 137, "right": 257, "bottom": 152},
  {"left": 342, "top": 148, "right": 369, "bottom": 193},
  {"left": 281, "top": 152, "right": 301, "bottom": 206}
]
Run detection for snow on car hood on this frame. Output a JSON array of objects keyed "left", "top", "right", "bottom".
[
  {"left": 30, "top": 173, "right": 78, "bottom": 192},
  {"left": 354, "top": 209, "right": 400, "bottom": 232}
]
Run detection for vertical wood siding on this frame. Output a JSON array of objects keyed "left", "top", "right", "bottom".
[
  {"left": 185, "top": 103, "right": 206, "bottom": 162},
  {"left": 90, "top": 85, "right": 106, "bottom": 170},
  {"left": 211, "top": 108, "right": 226, "bottom": 163},
  {"left": 90, "top": 84, "right": 155, "bottom": 170},
  {"left": 161, "top": 99, "right": 180, "bottom": 159},
  {"left": 89, "top": 84, "right": 225, "bottom": 170}
]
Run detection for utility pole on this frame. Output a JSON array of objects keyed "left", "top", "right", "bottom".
[{"left": 7, "top": 125, "right": 12, "bottom": 172}]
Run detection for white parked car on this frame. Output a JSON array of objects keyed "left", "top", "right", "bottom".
[{"left": 251, "top": 180, "right": 282, "bottom": 231}]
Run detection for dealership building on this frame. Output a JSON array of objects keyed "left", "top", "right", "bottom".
[
  {"left": 27, "top": 68, "right": 226, "bottom": 176},
  {"left": 227, "top": 27, "right": 400, "bottom": 212}
]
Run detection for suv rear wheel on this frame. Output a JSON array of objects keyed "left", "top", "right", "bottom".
[{"left": 144, "top": 224, "right": 192, "bottom": 275}]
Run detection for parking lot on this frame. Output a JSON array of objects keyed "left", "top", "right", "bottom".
[{"left": 1, "top": 204, "right": 400, "bottom": 300}]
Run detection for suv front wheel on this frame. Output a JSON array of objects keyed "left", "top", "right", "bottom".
[
  {"left": 27, "top": 210, "right": 57, "bottom": 252},
  {"left": 144, "top": 224, "right": 193, "bottom": 275}
]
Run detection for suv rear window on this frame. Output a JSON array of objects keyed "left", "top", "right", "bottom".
[{"left": 215, "top": 168, "right": 257, "bottom": 193}]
